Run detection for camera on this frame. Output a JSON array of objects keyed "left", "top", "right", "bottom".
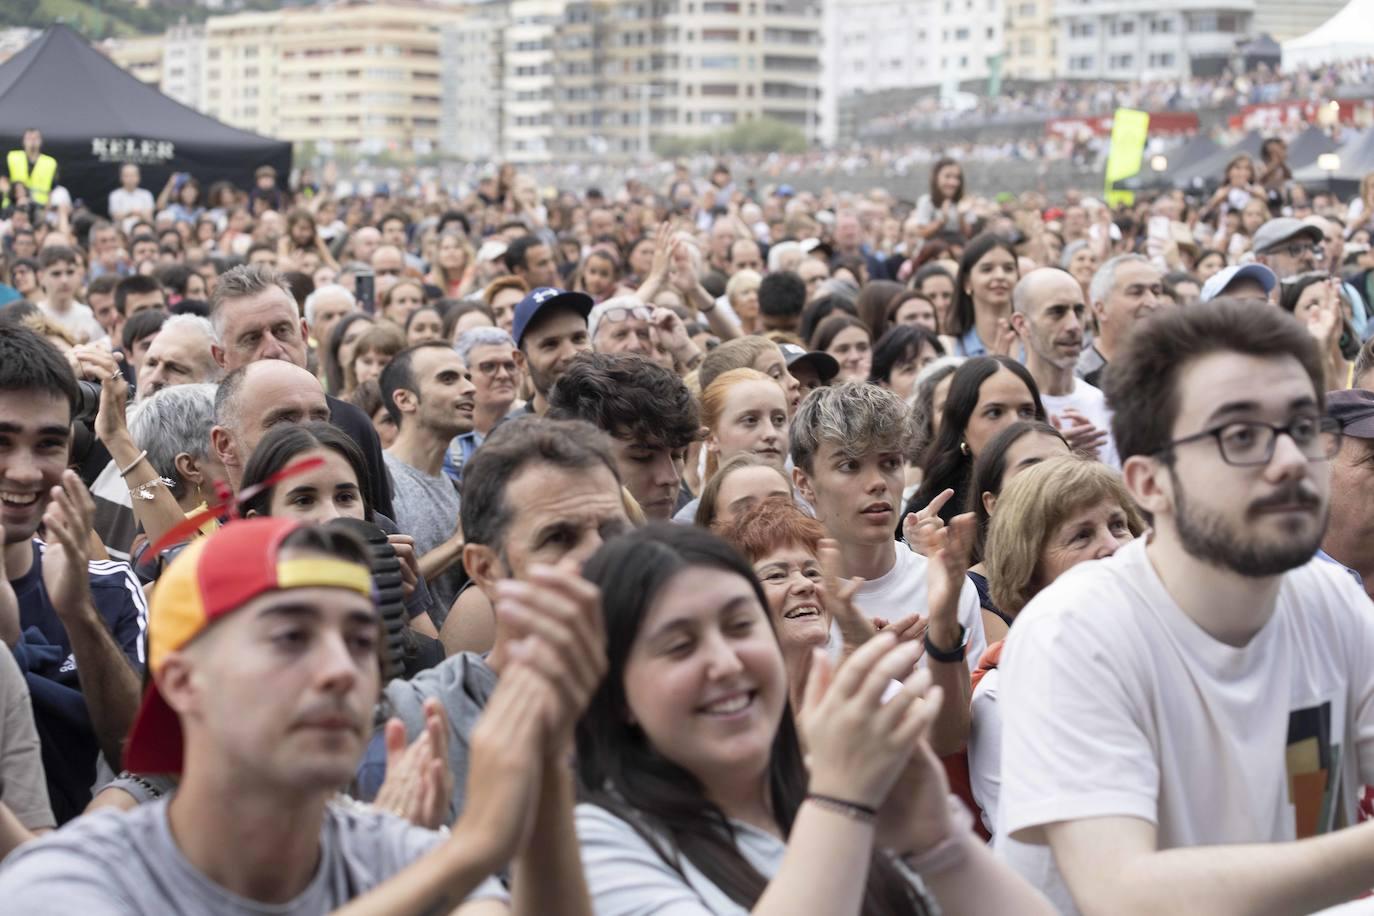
[{"left": 73, "top": 380, "right": 101, "bottom": 424}]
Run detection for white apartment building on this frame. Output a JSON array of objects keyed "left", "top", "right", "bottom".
[
  {"left": 161, "top": 22, "right": 205, "bottom": 110},
  {"left": 441, "top": 7, "right": 508, "bottom": 160},
  {"left": 502, "top": 0, "right": 563, "bottom": 162},
  {"left": 822, "top": 0, "right": 1003, "bottom": 142},
  {"left": 1055, "top": 0, "right": 1254, "bottom": 79}
]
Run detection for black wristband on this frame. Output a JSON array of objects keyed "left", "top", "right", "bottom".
[{"left": 924, "top": 623, "right": 967, "bottom": 663}]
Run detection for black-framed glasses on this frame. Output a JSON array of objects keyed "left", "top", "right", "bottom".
[{"left": 1159, "top": 416, "right": 1342, "bottom": 467}]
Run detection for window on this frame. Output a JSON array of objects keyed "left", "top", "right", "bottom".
[
  {"left": 1068, "top": 54, "right": 1094, "bottom": 71},
  {"left": 1019, "top": 36, "right": 1034, "bottom": 53},
  {"left": 1148, "top": 52, "right": 1175, "bottom": 67},
  {"left": 1017, "top": 2, "right": 1035, "bottom": 15},
  {"left": 954, "top": 27, "right": 970, "bottom": 40},
  {"left": 1150, "top": 16, "right": 1175, "bottom": 33},
  {"left": 1069, "top": 21, "right": 1094, "bottom": 37},
  {"left": 1108, "top": 53, "right": 1133, "bottom": 68}
]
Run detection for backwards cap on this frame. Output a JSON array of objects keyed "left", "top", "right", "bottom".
[{"left": 123, "top": 517, "right": 373, "bottom": 774}]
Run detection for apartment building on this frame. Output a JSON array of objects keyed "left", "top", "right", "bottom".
[
  {"left": 1004, "top": 0, "right": 1056, "bottom": 79},
  {"left": 201, "top": 10, "right": 283, "bottom": 138},
  {"left": 440, "top": 5, "right": 508, "bottom": 160},
  {"left": 161, "top": 22, "right": 205, "bottom": 110},
  {"left": 274, "top": 4, "right": 456, "bottom": 155},
  {"left": 1055, "top": 0, "right": 1254, "bottom": 79}
]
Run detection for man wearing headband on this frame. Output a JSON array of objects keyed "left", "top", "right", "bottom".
[{"left": 0, "top": 517, "right": 599, "bottom": 915}]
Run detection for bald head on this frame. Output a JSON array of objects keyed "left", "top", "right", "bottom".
[
  {"left": 1011, "top": 267, "right": 1089, "bottom": 373},
  {"left": 1013, "top": 267, "right": 1084, "bottom": 317},
  {"left": 210, "top": 360, "right": 331, "bottom": 489}
]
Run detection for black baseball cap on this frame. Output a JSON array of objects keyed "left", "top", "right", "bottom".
[{"left": 779, "top": 343, "right": 840, "bottom": 382}]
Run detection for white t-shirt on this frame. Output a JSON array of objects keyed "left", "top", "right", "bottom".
[
  {"left": 853, "top": 541, "right": 987, "bottom": 674},
  {"left": 968, "top": 666, "right": 1002, "bottom": 835},
  {"left": 1039, "top": 376, "right": 1119, "bottom": 469},
  {"left": 108, "top": 187, "right": 155, "bottom": 221},
  {"left": 995, "top": 535, "right": 1374, "bottom": 914},
  {"left": 39, "top": 300, "right": 106, "bottom": 344}
]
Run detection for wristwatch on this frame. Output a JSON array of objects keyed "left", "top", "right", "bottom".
[{"left": 924, "top": 623, "right": 968, "bottom": 664}]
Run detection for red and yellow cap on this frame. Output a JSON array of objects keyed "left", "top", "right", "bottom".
[{"left": 123, "top": 517, "right": 373, "bottom": 774}]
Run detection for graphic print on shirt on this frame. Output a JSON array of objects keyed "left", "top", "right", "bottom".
[{"left": 1286, "top": 701, "right": 1340, "bottom": 838}]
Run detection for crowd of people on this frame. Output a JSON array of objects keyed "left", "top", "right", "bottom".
[
  {"left": 859, "top": 57, "right": 1374, "bottom": 139},
  {"left": 2, "top": 140, "right": 1374, "bottom": 915}
]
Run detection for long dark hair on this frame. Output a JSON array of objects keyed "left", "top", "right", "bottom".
[
  {"left": 325, "top": 311, "right": 374, "bottom": 396},
  {"left": 949, "top": 233, "right": 1018, "bottom": 338},
  {"left": 928, "top": 156, "right": 964, "bottom": 207},
  {"left": 240, "top": 422, "right": 374, "bottom": 521},
  {"left": 1280, "top": 273, "right": 1359, "bottom": 360},
  {"left": 576, "top": 524, "right": 928, "bottom": 916},
  {"left": 967, "top": 420, "right": 1066, "bottom": 562},
  {"left": 903, "top": 356, "right": 1045, "bottom": 527},
  {"left": 809, "top": 313, "right": 871, "bottom": 353},
  {"left": 797, "top": 292, "right": 857, "bottom": 346}
]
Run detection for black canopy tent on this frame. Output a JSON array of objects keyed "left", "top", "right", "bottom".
[
  {"left": 0, "top": 25, "right": 290, "bottom": 216},
  {"left": 1293, "top": 129, "right": 1374, "bottom": 197},
  {"left": 1285, "top": 126, "right": 1340, "bottom": 171},
  {"left": 1114, "top": 134, "right": 1221, "bottom": 191},
  {"left": 1171, "top": 130, "right": 1263, "bottom": 190}
]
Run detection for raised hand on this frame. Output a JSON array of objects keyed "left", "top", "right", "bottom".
[
  {"left": 373, "top": 698, "right": 453, "bottom": 830},
  {"left": 903, "top": 488, "right": 953, "bottom": 556},
  {"left": 818, "top": 537, "right": 875, "bottom": 652},
  {"left": 491, "top": 563, "right": 607, "bottom": 753},
  {"left": 41, "top": 470, "right": 95, "bottom": 624},
  {"left": 798, "top": 634, "right": 939, "bottom": 808},
  {"left": 925, "top": 512, "right": 975, "bottom": 640},
  {"left": 1053, "top": 409, "right": 1109, "bottom": 458}
]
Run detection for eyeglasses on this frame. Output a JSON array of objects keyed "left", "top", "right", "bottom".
[
  {"left": 1271, "top": 243, "right": 1323, "bottom": 260},
  {"left": 475, "top": 360, "right": 518, "bottom": 377},
  {"left": 1159, "top": 416, "right": 1342, "bottom": 467},
  {"left": 601, "top": 305, "right": 652, "bottom": 324}
]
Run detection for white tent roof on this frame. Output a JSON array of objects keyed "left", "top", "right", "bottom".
[{"left": 1284, "top": 0, "right": 1374, "bottom": 68}]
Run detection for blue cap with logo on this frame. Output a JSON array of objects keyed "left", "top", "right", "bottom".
[{"left": 511, "top": 287, "right": 594, "bottom": 347}]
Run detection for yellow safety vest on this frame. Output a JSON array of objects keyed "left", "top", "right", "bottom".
[{"left": 7, "top": 150, "right": 57, "bottom": 205}]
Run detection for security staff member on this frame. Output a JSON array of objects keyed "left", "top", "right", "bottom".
[{"left": 6, "top": 128, "right": 57, "bottom": 207}]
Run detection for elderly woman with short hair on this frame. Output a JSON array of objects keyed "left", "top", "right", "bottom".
[{"left": 968, "top": 455, "right": 1145, "bottom": 833}]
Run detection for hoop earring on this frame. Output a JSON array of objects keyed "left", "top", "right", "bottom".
[{"left": 959, "top": 441, "right": 970, "bottom": 456}]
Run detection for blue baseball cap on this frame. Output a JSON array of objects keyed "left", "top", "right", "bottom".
[{"left": 511, "top": 287, "right": 594, "bottom": 347}]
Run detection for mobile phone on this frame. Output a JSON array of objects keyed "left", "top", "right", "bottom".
[{"left": 355, "top": 269, "right": 376, "bottom": 315}]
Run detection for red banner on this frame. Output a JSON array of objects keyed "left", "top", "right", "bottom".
[
  {"left": 1046, "top": 111, "right": 1199, "bottom": 139},
  {"left": 1227, "top": 98, "right": 1373, "bottom": 131}
]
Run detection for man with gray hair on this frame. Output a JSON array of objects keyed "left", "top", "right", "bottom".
[
  {"left": 136, "top": 314, "right": 221, "bottom": 400},
  {"left": 1076, "top": 254, "right": 1164, "bottom": 388},
  {"left": 302, "top": 283, "right": 356, "bottom": 367},
  {"left": 446, "top": 327, "right": 523, "bottom": 485},
  {"left": 789, "top": 381, "right": 982, "bottom": 753},
  {"left": 209, "top": 263, "right": 393, "bottom": 518}
]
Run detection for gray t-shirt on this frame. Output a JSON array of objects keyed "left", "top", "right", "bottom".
[
  {"left": 575, "top": 802, "right": 935, "bottom": 915},
  {"left": 0, "top": 797, "right": 508, "bottom": 914},
  {"left": 383, "top": 451, "right": 464, "bottom": 625},
  {"left": 361, "top": 651, "right": 499, "bottom": 825},
  {"left": 0, "top": 647, "right": 53, "bottom": 831}
]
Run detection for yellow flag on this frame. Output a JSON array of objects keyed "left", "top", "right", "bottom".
[{"left": 1105, "top": 108, "right": 1150, "bottom": 207}]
